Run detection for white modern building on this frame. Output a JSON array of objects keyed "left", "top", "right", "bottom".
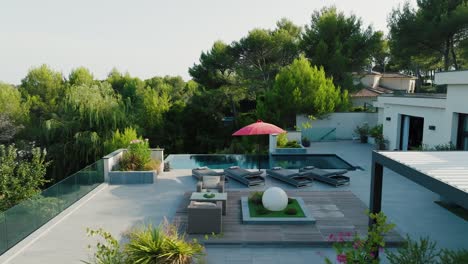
[{"left": 375, "top": 70, "right": 468, "bottom": 150}]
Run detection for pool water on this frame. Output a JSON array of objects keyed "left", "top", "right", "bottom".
[{"left": 165, "top": 154, "right": 356, "bottom": 170}]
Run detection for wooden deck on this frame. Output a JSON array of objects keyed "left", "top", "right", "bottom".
[{"left": 173, "top": 190, "right": 404, "bottom": 246}]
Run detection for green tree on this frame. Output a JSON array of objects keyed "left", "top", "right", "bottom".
[
  {"left": 68, "top": 67, "right": 95, "bottom": 86},
  {"left": 189, "top": 41, "right": 237, "bottom": 89},
  {"left": 0, "top": 144, "right": 50, "bottom": 211},
  {"left": 301, "top": 7, "right": 383, "bottom": 90},
  {"left": 388, "top": 0, "right": 468, "bottom": 72},
  {"left": 0, "top": 82, "right": 29, "bottom": 122},
  {"left": 20, "top": 64, "right": 64, "bottom": 115},
  {"left": 233, "top": 19, "right": 301, "bottom": 93},
  {"left": 259, "top": 56, "right": 344, "bottom": 127}
]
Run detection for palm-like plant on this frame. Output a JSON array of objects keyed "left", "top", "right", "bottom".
[{"left": 125, "top": 221, "right": 204, "bottom": 264}]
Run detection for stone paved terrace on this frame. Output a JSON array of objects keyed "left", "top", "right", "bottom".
[
  {"left": 175, "top": 191, "right": 403, "bottom": 246},
  {"left": 0, "top": 141, "right": 467, "bottom": 264}
]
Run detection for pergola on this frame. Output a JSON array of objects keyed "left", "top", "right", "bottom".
[{"left": 369, "top": 151, "right": 468, "bottom": 226}]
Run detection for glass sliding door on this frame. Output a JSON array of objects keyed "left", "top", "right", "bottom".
[{"left": 457, "top": 114, "right": 468, "bottom": 150}]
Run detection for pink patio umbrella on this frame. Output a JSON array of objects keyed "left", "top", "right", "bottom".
[{"left": 232, "top": 120, "right": 286, "bottom": 169}]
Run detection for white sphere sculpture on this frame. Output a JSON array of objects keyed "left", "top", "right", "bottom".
[{"left": 262, "top": 187, "right": 288, "bottom": 211}]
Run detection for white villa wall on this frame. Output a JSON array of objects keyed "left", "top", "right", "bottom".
[
  {"left": 296, "top": 112, "right": 378, "bottom": 140},
  {"left": 360, "top": 75, "right": 381, "bottom": 88},
  {"left": 380, "top": 78, "right": 414, "bottom": 92},
  {"left": 377, "top": 99, "right": 448, "bottom": 150},
  {"left": 351, "top": 97, "right": 376, "bottom": 107}
]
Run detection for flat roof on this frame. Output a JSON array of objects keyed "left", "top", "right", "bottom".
[
  {"left": 373, "top": 151, "right": 468, "bottom": 209},
  {"left": 435, "top": 70, "right": 468, "bottom": 85}
]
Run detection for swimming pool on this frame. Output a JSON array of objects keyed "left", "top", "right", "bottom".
[{"left": 165, "top": 154, "right": 357, "bottom": 170}]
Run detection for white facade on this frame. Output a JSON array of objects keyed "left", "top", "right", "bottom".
[
  {"left": 360, "top": 74, "right": 381, "bottom": 88},
  {"left": 375, "top": 70, "right": 468, "bottom": 150},
  {"left": 380, "top": 77, "right": 416, "bottom": 92},
  {"left": 296, "top": 112, "right": 378, "bottom": 140}
]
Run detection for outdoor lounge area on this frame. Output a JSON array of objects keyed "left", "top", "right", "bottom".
[{"left": 0, "top": 141, "right": 467, "bottom": 264}]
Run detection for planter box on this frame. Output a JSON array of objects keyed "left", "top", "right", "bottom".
[
  {"left": 275, "top": 145, "right": 307, "bottom": 154},
  {"left": 241, "top": 197, "right": 315, "bottom": 225},
  {"left": 109, "top": 171, "right": 156, "bottom": 184}
]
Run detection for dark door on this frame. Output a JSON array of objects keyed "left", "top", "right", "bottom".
[
  {"left": 457, "top": 114, "right": 468, "bottom": 150},
  {"left": 400, "top": 115, "right": 424, "bottom": 150}
]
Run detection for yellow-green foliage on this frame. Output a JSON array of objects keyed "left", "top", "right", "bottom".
[
  {"left": 276, "top": 133, "right": 289, "bottom": 147},
  {"left": 104, "top": 127, "right": 141, "bottom": 153}
]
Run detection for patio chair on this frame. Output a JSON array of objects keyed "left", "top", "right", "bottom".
[
  {"left": 192, "top": 167, "right": 226, "bottom": 181},
  {"left": 266, "top": 167, "right": 314, "bottom": 188},
  {"left": 299, "top": 166, "right": 350, "bottom": 187},
  {"left": 224, "top": 166, "right": 265, "bottom": 187},
  {"left": 187, "top": 201, "right": 222, "bottom": 234},
  {"left": 196, "top": 175, "right": 225, "bottom": 193}
]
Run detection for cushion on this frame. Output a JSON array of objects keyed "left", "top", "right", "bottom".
[
  {"left": 191, "top": 201, "right": 217, "bottom": 207},
  {"left": 229, "top": 166, "right": 240, "bottom": 169},
  {"left": 203, "top": 176, "right": 220, "bottom": 188},
  {"left": 272, "top": 166, "right": 282, "bottom": 170},
  {"left": 196, "top": 166, "right": 208, "bottom": 170},
  {"left": 304, "top": 166, "right": 315, "bottom": 170}
]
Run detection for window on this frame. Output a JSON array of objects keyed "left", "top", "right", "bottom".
[{"left": 457, "top": 114, "right": 468, "bottom": 150}]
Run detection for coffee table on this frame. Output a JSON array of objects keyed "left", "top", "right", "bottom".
[{"left": 190, "top": 192, "right": 227, "bottom": 215}]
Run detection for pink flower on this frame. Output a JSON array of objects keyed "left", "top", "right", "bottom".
[
  {"left": 370, "top": 252, "right": 376, "bottom": 259},
  {"left": 345, "top": 232, "right": 352, "bottom": 237},
  {"left": 336, "top": 253, "right": 347, "bottom": 263},
  {"left": 353, "top": 241, "right": 362, "bottom": 249},
  {"left": 328, "top": 234, "right": 334, "bottom": 241}
]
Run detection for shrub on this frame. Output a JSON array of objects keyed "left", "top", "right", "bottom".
[
  {"left": 277, "top": 133, "right": 288, "bottom": 147},
  {"left": 256, "top": 207, "right": 269, "bottom": 215},
  {"left": 85, "top": 221, "right": 204, "bottom": 264},
  {"left": 439, "top": 249, "right": 468, "bottom": 264},
  {"left": 325, "top": 211, "right": 395, "bottom": 264},
  {"left": 119, "top": 139, "right": 151, "bottom": 171},
  {"left": 285, "top": 208, "right": 297, "bottom": 215},
  {"left": 104, "top": 127, "right": 141, "bottom": 154},
  {"left": 249, "top": 191, "right": 264, "bottom": 205},
  {"left": 83, "top": 228, "right": 126, "bottom": 264},
  {"left": 386, "top": 236, "right": 439, "bottom": 264},
  {"left": 301, "top": 137, "right": 311, "bottom": 147},
  {"left": 125, "top": 221, "right": 204, "bottom": 264},
  {"left": 0, "top": 144, "right": 50, "bottom": 211}
]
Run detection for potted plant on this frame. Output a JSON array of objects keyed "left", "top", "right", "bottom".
[
  {"left": 301, "top": 137, "right": 311, "bottom": 147},
  {"left": 354, "top": 124, "right": 370, "bottom": 143},
  {"left": 370, "top": 125, "right": 388, "bottom": 150}
]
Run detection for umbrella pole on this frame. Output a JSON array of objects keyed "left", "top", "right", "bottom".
[{"left": 258, "top": 136, "right": 261, "bottom": 171}]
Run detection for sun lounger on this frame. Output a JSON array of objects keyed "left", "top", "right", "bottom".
[
  {"left": 299, "top": 166, "right": 350, "bottom": 187},
  {"left": 192, "top": 167, "right": 225, "bottom": 181},
  {"left": 266, "top": 167, "right": 314, "bottom": 188},
  {"left": 224, "top": 167, "right": 265, "bottom": 187}
]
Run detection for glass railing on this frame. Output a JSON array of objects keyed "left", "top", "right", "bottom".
[
  {"left": 301, "top": 127, "right": 337, "bottom": 141},
  {"left": 0, "top": 159, "right": 104, "bottom": 255}
]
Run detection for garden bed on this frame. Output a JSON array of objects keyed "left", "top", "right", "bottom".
[
  {"left": 248, "top": 198, "right": 305, "bottom": 218},
  {"left": 240, "top": 197, "right": 315, "bottom": 224}
]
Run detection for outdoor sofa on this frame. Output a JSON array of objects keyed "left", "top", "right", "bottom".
[
  {"left": 187, "top": 201, "right": 222, "bottom": 234},
  {"left": 196, "top": 175, "right": 225, "bottom": 193},
  {"left": 266, "top": 167, "right": 314, "bottom": 188},
  {"left": 224, "top": 166, "right": 265, "bottom": 187},
  {"left": 299, "top": 166, "right": 350, "bottom": 187}
]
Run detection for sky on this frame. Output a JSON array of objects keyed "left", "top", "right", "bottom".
[{"left": 0, "top": 0, "right": 415, "bottom": 85}]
